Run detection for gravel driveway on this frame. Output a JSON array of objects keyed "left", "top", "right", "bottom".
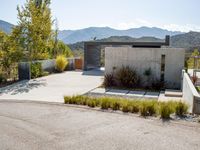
[{"left": 0, "top": 101, "right": 200, "bottom": 150}]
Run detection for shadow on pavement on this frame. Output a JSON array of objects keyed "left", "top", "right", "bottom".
[{"left": 0, "top": 79, "right": 47, "bottom": 95}]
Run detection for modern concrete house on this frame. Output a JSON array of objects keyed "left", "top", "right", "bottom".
[{"left": 84, "top": 36, "right": 185, "bottom": 89}]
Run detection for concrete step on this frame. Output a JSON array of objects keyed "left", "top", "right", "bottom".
[{"left": 165, "top": 89, "right": 182, "bottom": 97}]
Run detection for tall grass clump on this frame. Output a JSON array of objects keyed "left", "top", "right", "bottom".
[
  {"left": 159, "top": 102, "right": 174, "bottom": 119},
  {"left": 103, "top": 73, "right": 115, "bottom": 87},
  {"left": 116, "top": 66, "right": 140, "bottom": 88},
  {"left": 64, "top": 96, "right": 189, "bottom": 119},
  {"left": 111, "top": 99, "right": 121, "bottom": 110},
  {"left": 128, "top": 101, "right": 140, "bottom": 113},
  {"left": 140, "top": 100, "right": 157, "bottom": 117},
  {"left": 121, "top": 100, "right": 129, "bottom": 113},
  {"left": 175, "top": 101, "right": 188, "bottom": 116},
  {"left": 100, "top": 98, "right": 112, "bottom": 109},
  {"left": 55, "top": 55, "right": 68, "bottom": 72}
]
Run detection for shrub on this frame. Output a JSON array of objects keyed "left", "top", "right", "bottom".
[
  {"left": 159, "top": 102, "right": 174, "bottom": 119},
  {"left": 63, "top": 96, "right": 189, "bottom": 119},
  {"left": 42, "top": 71, "right": 49, "bottom": 76},
  {"left": 87, "top": 100, "right": 96, "bottom": 108},
  {"left": 140, "top": 101, "right": 157, "bottom": 117},
  {"left": 103, "top": 73, "right": 115, "bottom": 87},
  {"left": 0, "top": 74, "right": 6, "bottom": 83},
  {"left": 31, "top": 62, "right": 43, "bottom": 79},
  {"left": 151, "top": 79, "right": 164, "bottom": 90},
  {"left": 111, "top": 100, "right": 121, "bottom": 110},
  {"left": 100, "top": 98, "right": 113, "bottom": 109},
  {"left": 121, "top": 101, "right": 129, "bottom": 113},
  {"left": 128, "top": 101, "right": 140, "bottom": 113},
  {"left": 55, "top": 55, "right": 68, "bottom": 72},
  {"left": 116, "top": 66, "right": 139, "bottom": 88},
  {"left": 175, "top": 101, "right": 188, "bottom": 116}
]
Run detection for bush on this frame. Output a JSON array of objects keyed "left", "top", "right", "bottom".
[
  {"left": 87, "top": 100, "right": 96, "bottom": 108},
  {"left": 140, "top": 101, "right": 157, "bottom": 117},
  {"left": 63, "top": 96, "right": 189, "bottom": 119},
  {"left": 42, "top": 71, "right": 49, "bottom": 76},
  {"left": 121, "top": 101, "right": 129, "bottom": 113},
  {"left": 101, "top": 98, "right": 111, "bottom": 109},
  {"left": 159, "top": 102, "right": 174, "bottom": 119},
  {"left": 103, "top": 73, "right": 115, "bottom": 87},
  {"left": 111, "top": 100, "right": 121, "bottom": 110},
  {"left": 151, "top": 79, "right": 164, "bottom": 90},
  {"left": 128, "top": 101, "right": 140, "bottom": 113},
  {"left": 175, "top": 101, "right": 188, "bottom": 116},
  {"left": 0, "top": 74, "right": 6, "bottom": 83},
  {"left": 116, "top": 66, "right": 139, "bottom": 88},
  {"left": 55, "top": 55, "right": 68, "bottom": 72},
  {"left": 31, "top": 62, "right": 43, "bottom": 79}
]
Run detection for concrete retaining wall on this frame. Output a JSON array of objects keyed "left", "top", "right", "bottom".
[
  {"left": 18, "top": 58, "right": 77, "bottom": 80},
  {"left": 35, "top": 58, "right": 75, "bottom": 72},
  {"left": 105, "top": 47, "right": 185, "bottom": 89},
  {"left": 182, "top": 71, "right": 200, "bottom": 114}
]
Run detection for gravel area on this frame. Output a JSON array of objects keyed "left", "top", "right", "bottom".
[{"left": 0, "top": 101, "right": 200, "bottom": 150}]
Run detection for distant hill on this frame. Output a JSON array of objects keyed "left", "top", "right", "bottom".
[
  {"left": 1, "top": 19, "right": 200, "bottom": 52},
  {"left": 69, "top": 32, "right": 200, "bottom": 53},
  {"left": 0, "top": 20, "right": 14, "bottom": 33},
  {"left": 171, "top": 31, "right": 200, "bottom": 50},
  {"left": 59, "top": 27, "right": 182, "bottom": 44},
  {"left": 69, "top": 36, "right": 164, "bottom": 52}
]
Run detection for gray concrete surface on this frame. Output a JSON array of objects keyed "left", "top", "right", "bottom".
[
  {"left": 0, "top": 70, "right": 103, "bottom": 103},
  {"left": 105, "top": 47, "right": 185, "bottom": 89},
  {"left": 0, "top": 101, "right": 200, "bottom": 150},
  {"left": 89, "top": 88, "right": 160, "bottom": 99}
]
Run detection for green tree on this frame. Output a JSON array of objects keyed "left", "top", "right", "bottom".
[
  {"left": 0, "top": 30, "right": 22, "bottom": 79},
  {"left": 57, "top": 41, "right": 72, "bottom": 57},
  {"left": 16, "top": 0, "right": 53, "bottom": 60},
  {"left": 187, "top": 49, "right": 200, "bottom": 68}
]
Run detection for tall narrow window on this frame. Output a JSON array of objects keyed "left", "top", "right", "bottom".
[{"left": 160, "top": 55, "right": 165, "bottom": 82}]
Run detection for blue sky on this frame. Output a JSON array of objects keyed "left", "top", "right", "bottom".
[{"left": 0, "top": 0, "right": 200, "bottom": 32}]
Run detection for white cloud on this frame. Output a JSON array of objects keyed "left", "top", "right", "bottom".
[
  {"left": 111, "top": 19, "right": 200, "bottom": 32},
  {"left": 116, "top": 19, "right": 154, "bottom": 30},
  {"left": 162, "top": 24, "right": 200, "bottom": 32}
]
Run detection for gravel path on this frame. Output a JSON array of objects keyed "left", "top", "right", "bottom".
[{"left": 0, "top": 101, "right": 200, "bottom": 150}]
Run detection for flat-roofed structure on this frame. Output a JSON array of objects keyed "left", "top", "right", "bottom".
[
  {"left": 84, "top": 35, "right": 185, "bottom": 89},
  {"left": 84, "top": 36, "right": 170, "bottom": 70}
]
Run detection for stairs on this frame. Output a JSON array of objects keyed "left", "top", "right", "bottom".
[{"left": 165, "top": 89, "right": 183, "bottom": 97}]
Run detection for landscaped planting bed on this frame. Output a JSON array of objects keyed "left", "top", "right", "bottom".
[{"left": 64, "top": 96, "right": 189, "bottom": 119}]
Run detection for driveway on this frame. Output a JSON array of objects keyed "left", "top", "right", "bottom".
[
  {"left": 0, "top": 70, "right": 103, "bottom": 103},
  {"left": 0, "top": 101, "right": 200, "bottom": 150}
]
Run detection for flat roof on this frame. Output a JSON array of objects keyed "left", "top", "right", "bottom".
[{"left": 84, "top": 35, "right": 170, "bottom": 48}]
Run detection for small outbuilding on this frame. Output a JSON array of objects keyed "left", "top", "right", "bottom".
[{"left": 84, "top": 36, "right": 185, "bottom": 89}]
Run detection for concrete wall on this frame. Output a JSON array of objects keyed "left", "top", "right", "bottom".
[
  {"left": 35, "top": 58, "right": 75, "bottom": 72},
  {"left": 105, "top": 47, "right": 185, "bottom": 89},
  {"left": 182, "top": 71, "right": 200, "bottom": 114},
  {"left": 18, "top": 58, "right": 77, "bottom": 80}
]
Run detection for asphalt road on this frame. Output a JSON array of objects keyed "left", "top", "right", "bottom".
[{"left": 0, "top": 101, "right": 200, "bottom": 150}]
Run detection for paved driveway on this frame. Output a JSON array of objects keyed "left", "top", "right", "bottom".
[
  {"left": 0, "top": 70, "right": 103, "bottom": 102},
  {"left": 0, "top": 101, "right": 200, "bottom": 150}
]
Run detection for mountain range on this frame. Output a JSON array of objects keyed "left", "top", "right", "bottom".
[
  {"left": 58, "top": 27, "right": 183, "bottom": 44},
  {"left": 1, "top": 19, "right": 200, "bottom": 51},
  {"left": 0, "top": 20, "right": 14, "bottom": 33}
]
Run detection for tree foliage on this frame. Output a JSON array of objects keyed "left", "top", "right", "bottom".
[
  {"left": 0, "top": 30, "right": 23, "bottom": 79},
  {"left": 16, "top": 0, "right": 53, "bottom": 60},
  {"left": 187, "top": 49, "right": 200, "bottom": 69}
]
